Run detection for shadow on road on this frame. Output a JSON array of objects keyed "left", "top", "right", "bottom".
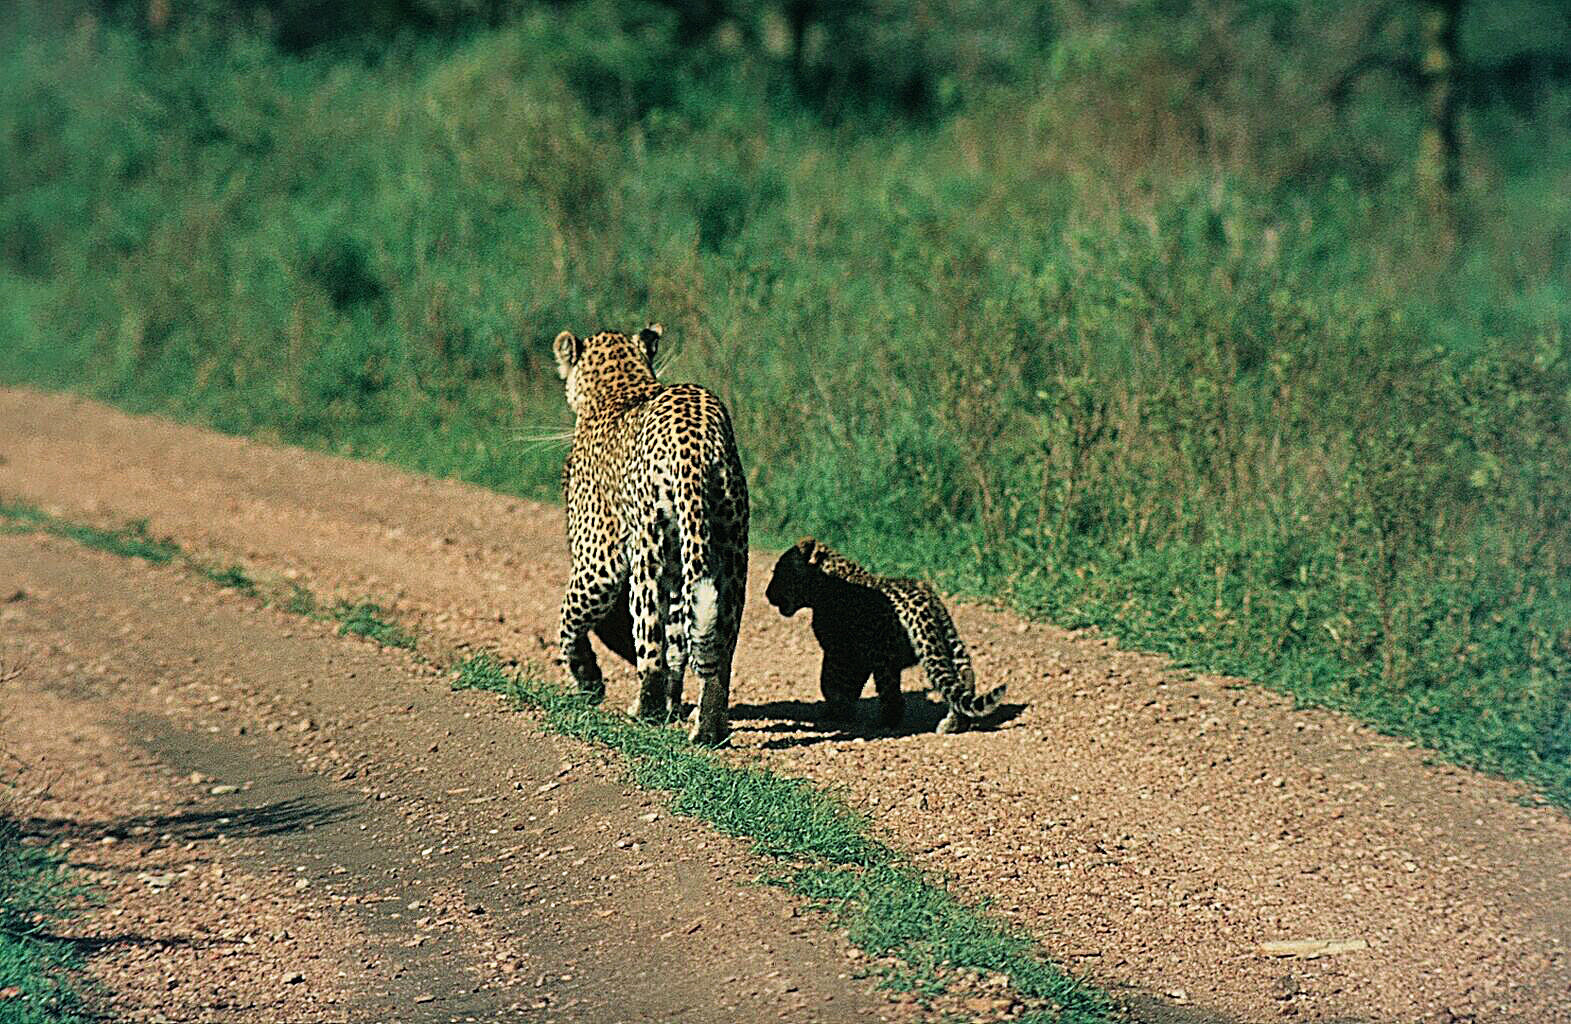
[
  {"left": 732, "top": 695, "right": 1029, "bottom": 748},
  {"left": 18, "top": 792, "right": 359, "bottom": 845}
]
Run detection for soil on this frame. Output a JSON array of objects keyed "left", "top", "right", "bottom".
[{"left": 2, "top": 388, "right": 1569, "bottom": 1023}]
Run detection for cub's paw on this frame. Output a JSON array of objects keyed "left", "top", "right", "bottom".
[{"left": 935, "top": 711, "right": 963, "bottom": 735}]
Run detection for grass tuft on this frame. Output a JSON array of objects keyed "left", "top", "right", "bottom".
[
  {"left": 331, "top": 601, "right": 416, "bottom": 650},
  {"left": 199, "top": 565, "right": 258, "bottom": 596},
  {"left": 0, "top": 818, "right": 90, "bottom": 1024},
  {"left": 0, "top": 500, "right": 178, "bottom": 565},
  {"left": 281, "top": 584, "right": 318, "bottom": 617}
]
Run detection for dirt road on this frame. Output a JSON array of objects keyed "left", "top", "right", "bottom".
[
  {"left": 3, "top": 388, "right": 1569, "bottom": 1023},
  {"left": 1, "top": 532, "right": 894, "bottom": 1022}
]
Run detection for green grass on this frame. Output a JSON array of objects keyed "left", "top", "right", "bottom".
[
  {"left": 330, "top": 601, "right": 417, "bottom": 650},
  {"left": 281, "top": 583, "right": 318, "bottom": 617},
  {"left": 0, "top": 498, "right": 325, "bottom": 628},
  {"left": 0, "top": 501, "right": 179, "bottom": 565},
  {"left": 0, "top": 500, "right": 264, "bottom": 605},
  {"left": 199, "top": 564, "right": 258, "bottom": 596},
  {"left": 0, "top": 820, "right": 89, "bottom": 1024},
  {"left": 452, "top": 654, "right": 1111, "bottom": 1021}
]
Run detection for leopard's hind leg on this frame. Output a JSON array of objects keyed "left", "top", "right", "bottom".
[
  {"left": 627, "top": 518, "right": 673, "bottom": 722},
  {"left": 660, "top": 536, "right": 690, "bottom": 720}
]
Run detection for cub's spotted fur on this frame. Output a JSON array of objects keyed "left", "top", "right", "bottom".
[
  {"left": 765, "top": 537, "right": 1006, "bottom": 733},
  {"left": 553, "top": 324, "right": 749, "bottom": 745}
]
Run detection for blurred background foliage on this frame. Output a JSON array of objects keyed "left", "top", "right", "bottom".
[{"left": 1, "top": 0, "right": 1568, "bottom": 800}]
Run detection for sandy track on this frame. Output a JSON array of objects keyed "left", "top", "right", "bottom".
[{"left": 3, "top": 388, "right": 1569, "bottom": 1022}]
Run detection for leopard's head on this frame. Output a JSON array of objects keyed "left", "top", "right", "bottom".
[
  {"left": 553, "top": 323, "right": 662, "bottom": 415},
  {"left": 765, "top": 537, "right": 824, "bottom": 617}
]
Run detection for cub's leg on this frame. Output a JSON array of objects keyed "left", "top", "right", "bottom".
[
  {"left": 558, "top": 566, "right": 626, "bottom": 703},
  {"left": 591, "top": 580, "right": 635, "bottom": 665},
  {"left": 819, "top": 654, "right": 870, "bottom": 722},
  {"left": 872, "top": 664, "right": 905, "bottom": 727}
]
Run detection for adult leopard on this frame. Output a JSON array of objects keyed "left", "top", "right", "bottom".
[{"left": 552, "top": 323, "right": 749, "bottom": 745}]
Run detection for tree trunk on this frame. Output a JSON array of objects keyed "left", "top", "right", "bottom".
[{"left": 1424, "top": 0, "right": 1464, "bottom": 200}]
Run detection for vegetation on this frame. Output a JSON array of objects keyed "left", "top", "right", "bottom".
[
  {"left": 0, "top": 820, "right": 88, "bottom": 1024},
  {"left": 331, "top": 600, "right": 418, "bottom": 649},
  {"left": 1, "top": 1, "right": 1567, "bottom": 805},
  {"left": 0, "top": 502, "right": 179, "bottom": 565},
  {"left": 200, "top": 563, "right": 258, "bottom": 595}
]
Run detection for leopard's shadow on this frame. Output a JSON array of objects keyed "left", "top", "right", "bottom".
[
  {"left": 595, "top": 589, "right": 1029, "bottom": 745},
  {"left": 729, "top": 695, "right": 1027, "bottom": 749}
]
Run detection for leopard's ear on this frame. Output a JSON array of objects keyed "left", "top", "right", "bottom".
[
  {"left": 637, "top": 322, "right": 663, "bottom": 366},
  {"left": 552, "top": 330, "right": 582, "bottom": 379},
  {"left": 797, "top": 537, "right": 823, "bottom": 566}
]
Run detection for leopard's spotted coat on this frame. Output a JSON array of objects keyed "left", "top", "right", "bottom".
[{"left": 553, "top": 324, "right": 748, "bottom": 745}]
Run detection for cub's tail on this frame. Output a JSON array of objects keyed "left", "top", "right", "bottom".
[{"left": 955, "top": 682, "right": 1008, "bottom": 719}]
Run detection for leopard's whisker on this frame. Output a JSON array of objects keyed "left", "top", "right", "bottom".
[{"left": 512, "top": 428, "right": 574, "bottom": 447}]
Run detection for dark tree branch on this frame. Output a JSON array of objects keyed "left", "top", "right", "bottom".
[{"left": 1327, "top": 53, "right": 1427, "bottom": 110}]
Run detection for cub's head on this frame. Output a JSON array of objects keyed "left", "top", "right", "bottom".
[
  {"left": 552, "top": 323, "right": 662, "bottom": 414},
  {"left": 765, "top": 537, "right": 824, "bottom": 617}
]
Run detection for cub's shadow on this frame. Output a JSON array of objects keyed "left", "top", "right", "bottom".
[
  {"left": 594, "top": 585, "right": 1029, "bottom": 747},
  {"left": 729, "top": 696, "right": 1028, "bottom": 749}
]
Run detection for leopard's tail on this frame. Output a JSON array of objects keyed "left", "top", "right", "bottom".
[
  {"left": 953, "top": 681, "right": 1008, "bottom": 719},
  {"left": 928, "top": 595, "right": 1007, "bottom": 719},
  {"left": 679, "top": 452, "right": 747, "bottom": 687},
  {"left": 690, "top": 577, "right": 720, "bottom": 642}
]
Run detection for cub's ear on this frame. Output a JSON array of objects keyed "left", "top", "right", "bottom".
[
  {"left": 797, "top": 536, "right": 823, "bottom": 565},
  {"left": 637, "top": 322, "right": 663, "bottom": 366},
  {"left": 553, "top": 330, "right": 583, "bottom": 380}
]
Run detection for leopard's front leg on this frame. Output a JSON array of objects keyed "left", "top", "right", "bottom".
[{"left": 559, "top": 568, "right": 624, "bottom": 704}]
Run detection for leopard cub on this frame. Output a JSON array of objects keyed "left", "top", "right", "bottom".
[{"left": 764, "top": 537, "right": 1007, "bottom": 734}]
